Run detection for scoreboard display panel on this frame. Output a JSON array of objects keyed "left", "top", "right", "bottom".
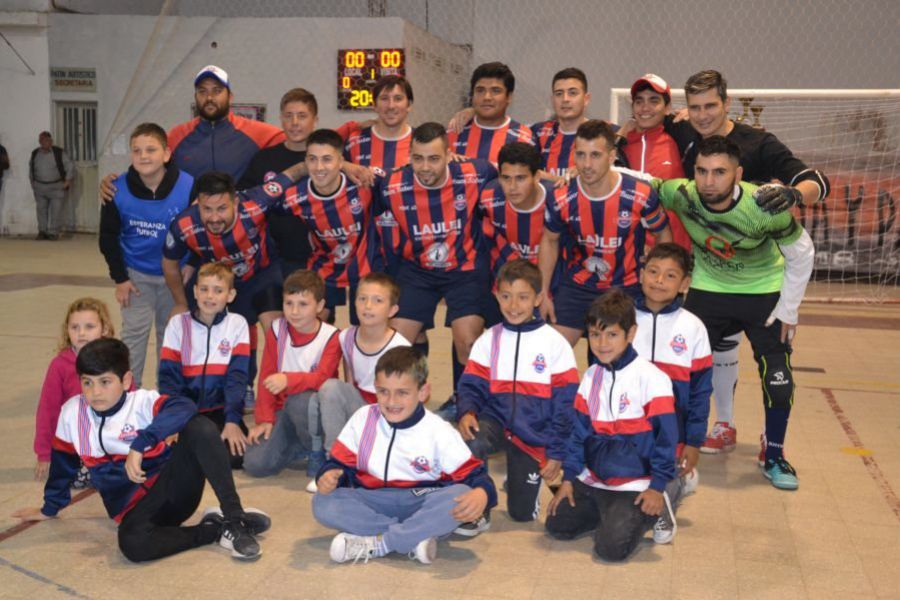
[{"left": 337, "top": 48, "right": 405, "bottom": 110}]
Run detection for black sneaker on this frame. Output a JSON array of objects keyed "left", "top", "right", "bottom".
[
  {"left": 453, "top": 511, "right": 490, "bottom": 537},
  {"left": 219, "top": 518, "right": 261, "bottom": 560},
  {"left": 202, "top": 506, "right": 271, "bottom": 536}
]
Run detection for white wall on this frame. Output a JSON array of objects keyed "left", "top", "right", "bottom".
[{"left": 0, "top": 12, "right": 52, "bottom": 236}]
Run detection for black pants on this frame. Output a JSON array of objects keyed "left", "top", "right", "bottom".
[
  {"left": 684, "top": 289, "right": 794, "bottom": 409},
  {"left": 117, "top": 416, "right": 244, "bottom": 562},
  {"left": 203, "top": 407, "right": 249, "bottom": 469},
  {"left": 466, "top": 416, "right": 542, "bottom": 522},
  {"left": 545, "top": 480, "right": 656, "bottom": 562}
]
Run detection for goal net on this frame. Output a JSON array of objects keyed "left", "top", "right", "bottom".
[{"left": 612, "top": 89, "right": 900, "bottom": 304}]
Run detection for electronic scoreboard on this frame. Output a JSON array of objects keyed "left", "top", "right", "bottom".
[{"left": 337, "top": 48, "right": 406, "bottom": 110}]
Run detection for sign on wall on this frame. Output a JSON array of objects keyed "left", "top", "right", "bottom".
[{"left": 50, "top": 67, "right": 97, "bottom": 92}]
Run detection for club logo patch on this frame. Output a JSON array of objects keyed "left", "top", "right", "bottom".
[
  {"left": 118, "top": 423, "right": 138, "bottom": 442},
  {"left": 670, "top": 334, "right": 688, "bottom": 355},
  {"left": 618, "top": 393, "right": 631, "bottom": 414},
  {"left": 218, "top": 339, "right": 232, "bottom": 356},
  {"left": 453, "top": 194, "right": 467, "bottom": 211},
  {"left": 411, "top": 456, "right": 432, "bottom": 474},
  {"left": 165, "top": 231, "right": 176, "bottom": 249},
  {"left": 264, "top": 181, "right": 283, "bottom": 197},
  {"left": 533, "top": 354, "right": 547, "bottom": 374},
  {"left": 263, "top": 171, "right": 277, "bottom": 182},
  {"left": 617, "top": 209, "right": 633, "bottom": 228},
  {"left": 349, "top": 198, "right": 363, "bottom": 215}
]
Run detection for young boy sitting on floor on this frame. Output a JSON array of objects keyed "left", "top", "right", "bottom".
[{"left": 312, "top": 346, "right": 497, "bottom": 564}]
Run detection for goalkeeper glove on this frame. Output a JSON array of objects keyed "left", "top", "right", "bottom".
[{"left": 753, "top": 183, "right": 804, "bottom": 214}]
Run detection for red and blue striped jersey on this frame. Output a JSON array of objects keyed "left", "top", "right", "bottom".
[
  {"left": 532, "top": 120, "right": 577, "bottom": 177},
  {"left": 448, "top": 117, "right": 535, "bottom": 166},
  {"left": 545, "top": 172, "right": 668, "bottom": 290},
  {"left": 479, "top": 178, "right": 553, "bottom": 277},
  {"left": 379, "top": 160, "right": 497, "bottom": 272},
  {"left": 282, "top": 174, "right": 379, "bottom": 288},
  {"left": 163, "top": 173, "right": 293, "bottom": 282},
  {"left": 342, "top": 124, "right": 412, "bottom": 172}
]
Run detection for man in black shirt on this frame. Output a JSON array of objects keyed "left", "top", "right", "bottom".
[
  {"left": 665, "top": 70, "right": 830, "bottom": 460},
  {"left": 238, "top": 88, "right": 318, "bottom": 277}
]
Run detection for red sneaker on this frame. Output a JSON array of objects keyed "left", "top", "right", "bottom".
[{"left": 700, "top": 421, "right": 737, "bottom": 454}]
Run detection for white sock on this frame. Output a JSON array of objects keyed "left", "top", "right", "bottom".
[{"left": 712, "top": 336, "right": 741, "bottom": 426}]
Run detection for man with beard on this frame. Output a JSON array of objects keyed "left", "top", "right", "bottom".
[{"left": 655, "top": 136, "right": 814, "bottom": 491}]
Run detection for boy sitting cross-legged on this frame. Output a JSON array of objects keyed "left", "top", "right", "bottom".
[
  {"left": 546, "top": 290, "right": 678, "bottom": 562},
  {"left": 14, "top": 338, "right": 270, "bottom": 562},
  {"left": 456, "top": 259, "right": 579, "bottom": 534},
  {"left": 312, "top": 347, "right": 497, "bottom": 565},
  {"left": 244, "top": 269, "right": 341, "bottom": 479}
]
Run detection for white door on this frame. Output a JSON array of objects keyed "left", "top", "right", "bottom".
[{"left": 55, "top": 101, "right": 98, "bottom": 233}]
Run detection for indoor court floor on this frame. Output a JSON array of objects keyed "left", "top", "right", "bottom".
[{"left": 1, "top": 235, "right": 899, "bottom": 600}]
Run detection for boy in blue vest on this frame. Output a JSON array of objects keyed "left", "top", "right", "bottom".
[{"left": 99, "top": 123, "right": 193, "bottom": 387}]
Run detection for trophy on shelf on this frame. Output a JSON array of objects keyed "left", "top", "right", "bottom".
[{"left": 735, "top": 97, "right": 765, "bottom": 129}]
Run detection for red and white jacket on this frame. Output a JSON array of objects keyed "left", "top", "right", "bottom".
[
  {"left": 339, "top": 327, "right": 410, "bottom": 404},
  {"left": 255, "top": 318, "right": 341, "bottom": 424}
]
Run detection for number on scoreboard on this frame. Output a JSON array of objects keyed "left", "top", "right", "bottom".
[{"left": 337, "top": 48, "right": 406, "bottom": 111}]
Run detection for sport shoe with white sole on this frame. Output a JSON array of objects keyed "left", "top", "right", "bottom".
[
  {"left": 762, "top": 456, "right": 799, "bottom": 490},
  {"left": 329, "top": 533, "right": 384, "bottom": 564},
  {"left": 652, "top": 491, "right": 677, "bottom": 544},
  {"left": 681, "top": 468, "right": 699, "bottom": 496},
  {"left": 700, "top": 421, "right": 736, "bottom": 454},
  {"left": 453, "top": 511, "right": 490, "bottom": 537},
  {"left": 408, "top": 537, "right": 437, "bottom": 564},
  {"left": 201, "top": 506, "right": 271, "bottom": 536},
  {"left": 218, "top": 518, "right": 261, "bottom": 560},
  {"left": 305, "top": 479, "right": 318, "bottom": 493}
]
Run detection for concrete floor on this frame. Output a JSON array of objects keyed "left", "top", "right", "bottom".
[{"left": 1, "top": 235, "right": 899, "bottom": 599}]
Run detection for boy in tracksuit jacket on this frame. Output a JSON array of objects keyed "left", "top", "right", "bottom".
[
  {"left": 546, "top": 289, "right": 678, "bottom": 562},
  {"left": 158, "top": 263, "right": 251, "bottom": 468},
  {"left": 312, "top": 347, "right": 497, "bottom": 565},
  {"left": 634, "top": 243, "right": 713, "bottom": 542},
  {"left": 14, "top": 338, "right": 269, "bottom": 562},
  {"left": 457, "top": 259, "right": 579, "bottom": 530}
]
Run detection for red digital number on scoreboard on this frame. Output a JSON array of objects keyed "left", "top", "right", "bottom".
[{"left": 337, "top": 48, "right": 405, "bottom": 111}]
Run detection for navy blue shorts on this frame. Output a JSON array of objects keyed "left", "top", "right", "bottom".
[
  {"left": 186, "top": 264, "right": 283, "bottom": 326},
  {"left": 395, "top": 262, "right": 490, "bottom": 326},
  {"left": 325, "top": 285, "right": 358, "bottom": 326},
  {"left": 553, "top": 278, "right": 641, "bottom": 332}
]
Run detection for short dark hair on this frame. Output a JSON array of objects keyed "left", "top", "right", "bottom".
[
  {"left": 685, "top": 69, "right": 728, "bottom": 103},
  {"left": 496, "top": 259, "right": 543, "bottom": 294},
  {"left": 552, "top": 67, "right": 588, "bottom": 91},
  {"left": 696, "top": 135, "right": 741, "bottom": 164},
  {"left": 498, "top": 142, "right": 541, "bottom": 175},
  {"left": 283, "top": 269, "right": 325, "bottom": 301},
  {"left": 306, "top": 129, "right": 344, "bottom": 152},
  {"left": 129, "top": 122, "right": 168, "bottom": 147},
  {"left": 280, "top": 87, "right": 318, "bottom": 115},
  {"left": 374, "top": 75, "right": 414, "bottom": 104},
  {"left": 39, "top": 131, "right": 52, "bottom": 139},
  {"left": 470, "top": 61, "right": 515, "bottom": 95},
  {"left": 359, "top": 271, "right": 401, "bottom": 306},
  {"left": 195, "top": 171, "right": 236, "bottom": 199},
  {"left": 412, "top": 122, "right": 447, "bottom": 146},
  {"left": 576, "top": 119, "right": 616, "bottom": 149},
  {"left": 586, "top": 289, "right": 636, "bottom": 332},
  {"left": 375, "top": 346, "right": 428, "bottom": 388},
  {"left": 646, "top": 242, "right": 693, "bottom": 275},
  {"left": 76, "top": 338, "right": 130, "bottom": 379}
]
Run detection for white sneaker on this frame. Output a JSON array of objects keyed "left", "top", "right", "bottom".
[
  {"left": 408, "top": 537, "right": 437, "bottom": 564},
  {"left": 652, "top": 491, "right": 677, "bottom": 544},
  {"left": 306, "top": 479, "right": 318, "bottom": 494},
  {"left": 329, "top": 532, "right": 383, "bottom": 564},
  {"left": 682, "top": 468, "right": 699, "bottom": 496}
]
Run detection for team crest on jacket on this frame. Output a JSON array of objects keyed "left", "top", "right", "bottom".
[
  {"left": 618, "top": 393, "right": 631, "bottom": 414},
  {"left": 264, "top": 181, "right": 283, "bottom": 197},
  {"left": 118, "top": 423, "right": 138, "bottom": 442},
  {"left": 453, "top": 194, "right": 467, "bottom": 211},
  {"left": 617, "top": 209, "right": 633, "bottom": 228},
  {"left": 349, "top": 198, "right": 363, "bottom": 215},
  {"left": 218, "top": 339, "right": 232, "bottom": 357},
  {"left": 670, "top": 334, "right": 688, "bottom": 355},
  {"left": 533, "top": 354, "right": 547, "bottom": 374},
  {"left": 263, "top": 171, "right": 277, "bottom": 182},
  {"left": 411, "top": 456, "right": 432, "bottom": 473}
]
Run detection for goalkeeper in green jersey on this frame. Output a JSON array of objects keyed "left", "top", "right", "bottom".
[{"left": 656, "top": 136, "right": 814, "bottom": 491}]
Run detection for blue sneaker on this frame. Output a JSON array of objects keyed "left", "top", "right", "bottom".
[
  {"left": 762, "top": 456, "right": 799, "bottom": 490},
  {"left": 306, "top": 450, "right": 326, "bottom": 477}
]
